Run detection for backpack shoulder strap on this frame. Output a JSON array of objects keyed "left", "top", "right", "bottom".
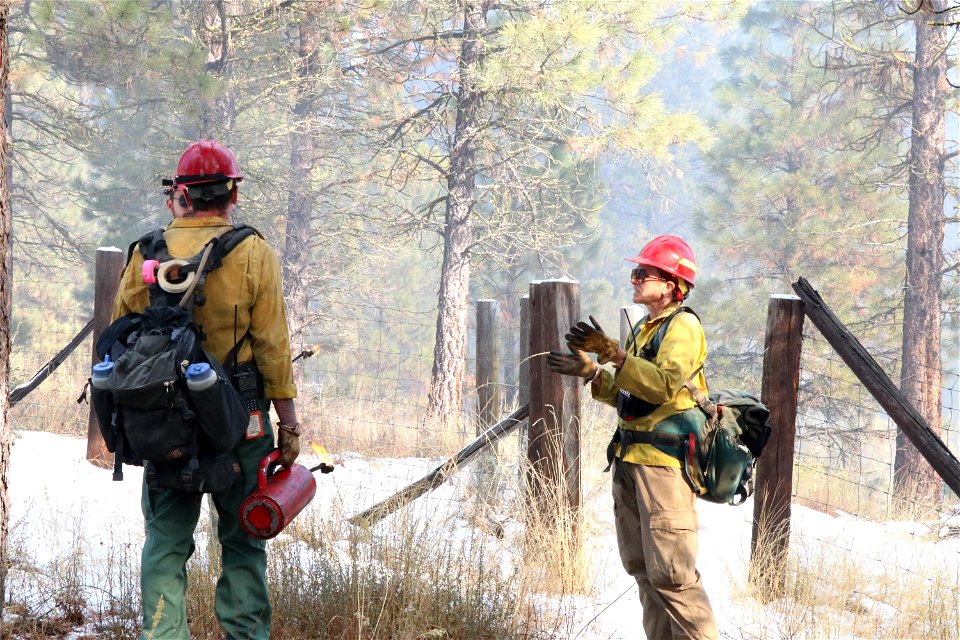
[
  {"left": 201, "top": 224, "right": 263, "bottom": 275},
  {"left": 137, "top": 228, "right": 170, "bottom": 262},
  {"left": 638, "top": 305, "right": 697, "bottom": 360},
  {"left": 178, "top": 225, "right": 264, "bottom": 310}
]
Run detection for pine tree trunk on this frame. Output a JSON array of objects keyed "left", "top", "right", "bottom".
[
  {"left": 0, "top": 0, "right": 13, "bottom": 601},
  {"left": 894, "top": 0, "right": 947, "bottom": 503},
  {"left": 427, "top": 2, "right": 488, "bottom": 418},
  {"left": 199, "top": 0, "right": 236, "bottom": 136},
  {"left": 283, "top": 18, "right": 320, "bottom": 354}
]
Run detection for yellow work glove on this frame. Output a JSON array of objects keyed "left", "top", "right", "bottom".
[
  {"left": 546, "top": 350, "right": 598, "bottom": 380},
  {"left": 566, "top": 316, "right": 619, "bottom": 364},
  {"left": 277, "top": 423, "right": 300, "bottom": 468}
]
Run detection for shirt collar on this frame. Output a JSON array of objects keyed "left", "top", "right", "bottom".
[
  {"left": 166, "top": 216, "right": 233, "bottom": 230},
  {"left": 646, "top": 302, "right": 681, "bottom": 324}
]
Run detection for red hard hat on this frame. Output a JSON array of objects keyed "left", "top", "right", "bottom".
[
  {"left": 171, "top": 139, "right": 243, "bottom": 189},
  {"left": 626, "top": 235, "right": 696, "bottom": 287}
]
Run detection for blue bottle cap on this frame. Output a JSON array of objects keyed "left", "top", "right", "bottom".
[
  {"left": 186, "top": 362, "right": 212, "bottom": 379},
  {"left": 93, "top": 359, "right": 114, "bottom": 376}
]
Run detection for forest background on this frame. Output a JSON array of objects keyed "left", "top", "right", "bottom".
[{"left": 2, "top": 0, "right": 960, "bottom": 508}]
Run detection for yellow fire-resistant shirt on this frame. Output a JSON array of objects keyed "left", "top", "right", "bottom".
[
  {"left": 111, "top": 217, "right": 297, "bottom": 400},
  {"left": 591, "top": 302, "right": 708, "bottom": 467}
]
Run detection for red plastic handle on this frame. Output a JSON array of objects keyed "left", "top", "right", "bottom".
[{"left": 257, "top": 449, "right": 281, "bottom": 491}]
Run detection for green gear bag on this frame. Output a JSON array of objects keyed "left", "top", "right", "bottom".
[
  {"left": 653, "top": 390, "right": 771, "bottom": 505},
  {"left": 697, "top": 390, "right": 771, "bottom": 505}
]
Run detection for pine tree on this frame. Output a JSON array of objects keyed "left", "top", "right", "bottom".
[
  {"left": 0, "top": 0, "right": 13, "bottom": 602},
  {"left": 355, "top": 0, "right": 745, "bottom": 417},
  {"left": 695, "top": 2, "right": 906, "bottom": 425}
]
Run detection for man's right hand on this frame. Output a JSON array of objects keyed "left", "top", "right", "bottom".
[{"left": 547, "top": 350, "right": 598, "bottom": 380}]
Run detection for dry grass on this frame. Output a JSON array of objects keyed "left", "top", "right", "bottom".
[
  {"left": 736, "top": 529, "right": 960, "bottom": 640},
  {"left": 8, "top": 345, "right": 960, "bottom": 640},
  {"left": 793, "top": 459, "right": 944, "bottom": 522},
  {"left": 8, "top": 346, "right": 91, "bottom": 438},
  {"left": 4, "top": 403, "right": 595, "bottom": 640},
  {"left": 4, "top": 493, "right": 579, "bottom": 640},
  {"left": 733, "top": 481, "right": 960, "bottom": 640}
]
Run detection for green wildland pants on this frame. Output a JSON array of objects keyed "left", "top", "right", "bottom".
[
  {"left": 612, "top": 461, "right": 719, "bottom": 640},
  {"left": 140, "top": 429, "right": 274, "bottom": 640}
]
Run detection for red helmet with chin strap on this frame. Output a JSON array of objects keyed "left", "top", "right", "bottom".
[
  {"left": 171, "top": 139, "right": 243, "bottom": 189},
  {"left": 627, "top": 235, "right": 697, "bottom": 288}
]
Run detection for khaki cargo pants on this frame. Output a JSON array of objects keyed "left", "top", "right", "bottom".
[{"left": 612, "top": 461, "right": 718, "bottom": 640}]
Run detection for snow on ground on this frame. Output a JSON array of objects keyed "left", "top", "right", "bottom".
[{"left": 5, "top": 430, "right": 960, "bottom": 639}]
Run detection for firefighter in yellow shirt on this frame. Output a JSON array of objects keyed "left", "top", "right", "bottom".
[
  {"left": 113, "top": 139, "right": 299, "bottom": 640},
  {"left": 548, "top": 235, "right": 718, "bottom": 640}
]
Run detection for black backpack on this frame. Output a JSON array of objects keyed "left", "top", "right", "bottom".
[{"left": 88, "top": 225, "right": 260, "bottom": 493}]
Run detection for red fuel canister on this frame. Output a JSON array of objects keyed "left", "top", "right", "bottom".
[{"left": 239, "top": 449, "right": 317, "bottom": 540}]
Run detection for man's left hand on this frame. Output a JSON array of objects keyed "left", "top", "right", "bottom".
[
  {"left": 277, "top": 426, "right": 300, "bottom": 467},
  {"left": 566, "top": 315, "right": 619, "bottom": 364}
]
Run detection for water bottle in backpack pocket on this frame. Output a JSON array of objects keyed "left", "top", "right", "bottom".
[
  {"left": 184, "top": 361, "right": 249, "bottom": 452},
  {"left": 89, "top": 356, "right": 130, "bottom": 457}
]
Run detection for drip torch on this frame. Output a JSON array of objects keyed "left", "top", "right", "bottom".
[{"left": 238, "top": 444, "right": 335, "bottom": 540}]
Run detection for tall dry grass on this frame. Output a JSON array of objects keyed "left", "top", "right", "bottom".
[
  {"left": 4, "top": 402, "right": 602, "bottom": 639},
  {"left": 737, "top": 525, "right": 960, "bottom": 640}
]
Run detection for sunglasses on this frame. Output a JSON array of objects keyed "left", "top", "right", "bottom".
[
  {"left": 630, "top": 267, "right": 669, "bottom": 284},
  {"left": 170, "top": 194, "right": 190, "bottom": 209}
]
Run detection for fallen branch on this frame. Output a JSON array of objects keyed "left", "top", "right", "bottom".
[{"left": 350, "top": 404, "right": 529, "bottom": 528}]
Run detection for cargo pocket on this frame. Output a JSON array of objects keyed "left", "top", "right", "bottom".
[
  {"left": 122, "top": 406, "right": 195, "bottom": 462},
  {"left": 647, "top": 509, "right": 699, "bottom": 588}
]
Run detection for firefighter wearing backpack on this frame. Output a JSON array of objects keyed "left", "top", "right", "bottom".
[
  {"left": 112, "top": 139, "right": 299, "bottom": 640},
  {"left": 547, "top": 235, "right": 718, "bottom": 640}
]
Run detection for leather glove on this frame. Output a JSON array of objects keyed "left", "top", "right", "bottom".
[
  {"left": 566, "top": 316, "right": 619, "bottom": 364},
  {"left": 547, "top": 350, "right": 598, "bottom": 380},
  {"left": 277, "top": 424, "right": 300, "bottom": 468}
]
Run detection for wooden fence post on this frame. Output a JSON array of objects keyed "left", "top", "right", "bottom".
[
  {"left": 527, "top": 280, "right": 581, "bottom": 538},
  {"left": 518, "top": 295, "right": 530, "bottom": 445},
  {"left": 750, "top": 294, "right": 804, "bottom": 599},
  {"left": 475, "top": 299, "right": 500, "bottom": 497},
  {"left": 87, "top": 247, "right": 125, "bottom": 468},
  {"left": 477, "top": 299, "right": 501, "bottom": 428}
]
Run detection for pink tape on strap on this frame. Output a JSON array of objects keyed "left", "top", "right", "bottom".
[{"left": 142, "top": 259, "right": 160, "bottom": 284}]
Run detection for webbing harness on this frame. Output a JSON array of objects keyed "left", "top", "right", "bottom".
[
  {"left": 603, "top": 306, "right": 714, "bottom": 490},
  {"left": 132, "top": 224, "right": 262, "bottom": 311}
]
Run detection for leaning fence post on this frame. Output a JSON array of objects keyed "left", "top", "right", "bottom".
[
  {"left": 750, "top": 294, "right": 804, "bottom": 599},
  {"left": 87, "top": 247, "right": 125, "bottom": 468},
  {"left": 527, "top": 280, "right": 581, "bottom": 542},
  {"left": 475, "top": 299, "right": 500, "bottom": 498}
]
